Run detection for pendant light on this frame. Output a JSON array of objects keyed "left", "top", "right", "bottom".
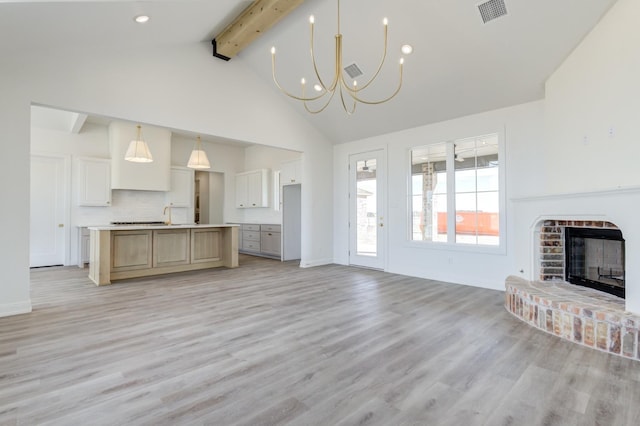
[
  {"left": 124, "top": 125, "right": 153, "bottom": 163},
  {"left": 187, "top": 136, "right": 211, "bottom": 169}
]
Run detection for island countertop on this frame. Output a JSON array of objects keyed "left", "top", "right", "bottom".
[
  {"left": 88, "top": 223, "right": 239, "bottom": 231},
  {"left": 88, "top": 224, "right": 239, "bottom": 286}
]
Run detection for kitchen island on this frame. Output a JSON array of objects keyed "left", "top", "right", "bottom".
[{"left": 88, "top": 224, "right": 239, "bottom": 285}]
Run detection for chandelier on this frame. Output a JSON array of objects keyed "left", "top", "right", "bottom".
[{"left": 270, "top": 0, "right": 411, "bottom": 115}]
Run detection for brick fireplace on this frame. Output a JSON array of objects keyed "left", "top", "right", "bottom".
[
  {"left": 538, "top": 220, "right": 618, "bottom": 280},
  {"left": 538, "top": 219, "right": 624, "bottom": 298},
  {"left": 506, "top": 215, "right": 639, "bottom": 361}
]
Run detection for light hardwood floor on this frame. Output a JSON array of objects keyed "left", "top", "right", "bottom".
[{"left": 2, "top": 255, "right": 640, "bottom": 425}]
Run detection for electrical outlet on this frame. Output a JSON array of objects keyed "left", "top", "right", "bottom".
[{"left": 608, "top": 127, "right": 615, "bottom": 138}]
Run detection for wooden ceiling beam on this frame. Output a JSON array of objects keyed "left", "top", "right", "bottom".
[{"left": 212, "top": 0, "right": 305, "bottom": 61}]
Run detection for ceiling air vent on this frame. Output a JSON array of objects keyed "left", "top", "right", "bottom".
[
  {"left": 477, "top": 0, "right": 507, "bottom": 24},
  {"left": 344, "top": 63, "right": 363, "bottom": 79}
]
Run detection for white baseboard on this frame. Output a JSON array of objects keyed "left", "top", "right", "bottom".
[
  {"left": 299, "top": 258, "right": 334, "bottom": 268},
  {"left": 0, "top": 300, "right": 32, "bottom": 318}
]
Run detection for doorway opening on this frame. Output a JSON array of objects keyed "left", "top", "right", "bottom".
[{"left": 195, "top": 171, "right": 224, "bottom": 224}]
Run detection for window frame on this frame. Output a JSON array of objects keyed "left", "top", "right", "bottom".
[{"left": 406, "top": 129, "right": 506, "bottom": 255}]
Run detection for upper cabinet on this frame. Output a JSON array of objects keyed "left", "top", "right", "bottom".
[
  {"left": 280, "top": 159, "right": 302, "bottom": 186},
  {"left": 109, "top": 122, "right": 172, "bottom": 191},
  {"left": 166, "top": 167, "right": 194, "bottom": 208},
  {"left": 235, "top": 169, "right": 269, "bottom": 208},
  {"left": 76, "top": 157, "right": 111, "bottom": 206}
]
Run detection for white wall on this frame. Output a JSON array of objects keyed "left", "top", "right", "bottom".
[
  {"left": 543, "top": 0, "right": 640, "bottom": 194},
  {"left": 512, "top": 0, "right": 640, "bottom": 313},
  {"left": 334, "top": 101, "right": 545, "bottom": 290},
  {"left": 0, "top": 42, "right": 334, "bottom": 317}
]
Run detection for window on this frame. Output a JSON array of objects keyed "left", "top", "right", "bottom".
[{"left": 410, "top": 133, "right": 500, "bottom": 246}]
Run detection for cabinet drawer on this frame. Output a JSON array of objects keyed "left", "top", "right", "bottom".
[
  {"left": 242, "top": 239, "right": 261, "bottom": 252},
  {"left": 242, "top": 224, "right": 260, "bottom": 232},
  {"left": 261, "top": 224, "right": 281, "bottom": 232},
  {"left": 243, "top": 231, "right": 260, "bottom": 241}
]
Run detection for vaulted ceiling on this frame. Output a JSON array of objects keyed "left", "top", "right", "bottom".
[{"left": 1, "top": 0, "right": 618, "bottom": 143}]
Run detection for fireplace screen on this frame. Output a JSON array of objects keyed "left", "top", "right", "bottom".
[{"left": 565, "top": 227, "right": 625, "bottom": 298}]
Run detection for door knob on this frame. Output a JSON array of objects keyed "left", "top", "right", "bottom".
[{"left": 58, "top": 224, "right": 64, "bottom": 228}]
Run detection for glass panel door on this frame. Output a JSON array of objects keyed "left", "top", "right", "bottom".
[{"left": 349, "top": 150, "right": 385, "bottom": 269}]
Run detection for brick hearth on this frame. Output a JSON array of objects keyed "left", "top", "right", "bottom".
[{"left": 505, "top": 276, "right": 639, "bottom": 361}]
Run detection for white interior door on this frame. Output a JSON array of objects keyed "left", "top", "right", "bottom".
[
  {"left": 30, "top": 154, "right": 68, "bottom": 267},
  {"left": 349, "top": 150, "right": 386, "bottom": 269}
]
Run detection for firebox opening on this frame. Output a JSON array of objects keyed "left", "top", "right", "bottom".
[{"left": 565, "top": 227, "right": 625, "bottom": 298}]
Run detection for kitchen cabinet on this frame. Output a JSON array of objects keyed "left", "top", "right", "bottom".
[
  {"left": 260, "top": 224, "right": 281, "bottom": 257},
  {"left": 110, "top": 230, "right": 153, "bottom": 272},
  {"left": 77, "top": 157, "right": 111, "bottom": 206},
  {"left": 78, "top": 227, "right": 91, "bottom": 267},
  {"left": 153, "top": 229, "right": 190, "bottom": 267},
  {"left": 191, "top": 228, "right": 222, "bottom": 263},
  {"left": 239, "top": 223, "right": 281, "bottom": 259},
  {"left": 235, "top": 169, "right": 269, "bottom": 208},
  {"left": 166, "top": 167, "right": 194, "bottom": 208},
  {"left": 280, "top": 159, "right": 302, "bottom": 186},
  {"left": 89, "top": 225, "right": 239, "bottom": 285},
  {"left": 241, "top": 224, "right": 261, "bottom": 253}
]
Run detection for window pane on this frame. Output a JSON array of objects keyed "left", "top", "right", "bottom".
[
  {"left": 455, "top": 193, "right": 477, "bottom": 244},
  {"left": 411, "top": 143, "right": 447, "bottom": 242},
  {"left": 356, "top": 159, "right": 377, "bottom": 256}
]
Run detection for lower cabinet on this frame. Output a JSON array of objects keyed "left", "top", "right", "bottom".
[
  {"left": 153, "top": 229, "right": 190, "bottom": 267},
  {"left": 191, "top": 228, "right": 222, "bottom": 263},
  {"left": 241, "top": 224, "right": 261, "bottom": 253},
  {"left": 111, "top": 230, "right": 153, "bottom": 272},
  {"left": 89, "top": 226, "right": 238, "bottom": 285},
  {"left": 261, "top": 227, "right": 281, "bottom": 257},
  {"left": 239, "top": 223, "right": 281, "bottom": 259},
  {"left": 78, "top": 227, "right": 91, "bottom": 267}
]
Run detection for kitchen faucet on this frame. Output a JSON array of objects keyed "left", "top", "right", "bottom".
[{"left": 163, "top": 205, "right": 172, "bottom": 225}]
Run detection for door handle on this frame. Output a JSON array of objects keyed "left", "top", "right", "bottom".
[{"left": 58, "top": 224, "right": 64, "bottom": 228}]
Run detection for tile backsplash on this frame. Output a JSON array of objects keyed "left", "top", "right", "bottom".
[{"left": 75, "top": 189, "right": 190, "bottom": 226}]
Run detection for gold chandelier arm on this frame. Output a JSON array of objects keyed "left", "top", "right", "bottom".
[
  {"left": 347, "top": 60, "right": 404, "bottom": 105},
  {"left": 338, "top": 82, "right": 357, "bottom": 115},
  {"left": 303, "top": 86, "right": 338, "bottom": 114},
  {"left": 309, "top": 19, "right": 335, "bottom": 93},
  {"left": 344, "top": 22, "right": 389, "bottom": 92},
  {"left": 271, "top": 49, "right": 326, "bottom": 101}
]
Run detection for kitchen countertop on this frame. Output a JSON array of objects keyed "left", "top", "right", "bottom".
[{"left": 88, "top": 223, "right": 240, "bottom": 231}]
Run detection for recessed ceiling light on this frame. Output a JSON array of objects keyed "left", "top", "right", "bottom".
[
  {"left": 134, "top": 15, "right": 150, "bottom": 24},
  {"left": 314, "top": 84, "right": 322, "bottom": 92},
  {"left": 401, "top": 44, "right": 413, "bottom": 55}
]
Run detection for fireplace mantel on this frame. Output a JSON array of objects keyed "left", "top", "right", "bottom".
[{"left": 511, "top": 187, "right": 640, "bottom": 314}]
